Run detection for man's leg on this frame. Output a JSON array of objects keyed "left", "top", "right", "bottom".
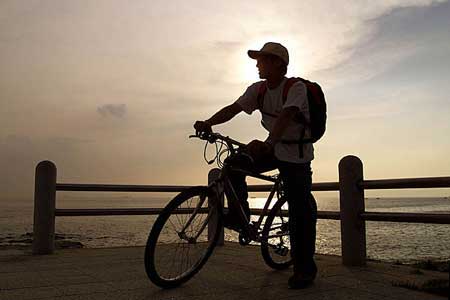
[
  {"left": 223, "top": 155, "right": 252, "bottom": 223},
  {"left": 278, "top": 162, "right": 317, "bottom": 287},
  {"left": 224, "top": 154, "right": 277, "bottom": 226}
]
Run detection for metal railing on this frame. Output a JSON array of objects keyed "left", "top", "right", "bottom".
[{"left": 32, "top": 155, "right": 450, "bottom": 267}]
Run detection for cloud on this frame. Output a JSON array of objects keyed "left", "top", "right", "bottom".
[
  {"left": 313, "top": 0, "right": 450, "bottom": 87},
  {"left": 212, "top": 41, "right": 244, "bottom": 51},
  {"left": 97, "top": 104, "right": 127, "bottom": 118}
]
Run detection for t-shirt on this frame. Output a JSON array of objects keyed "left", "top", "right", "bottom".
[{"left": 235, "top": 77, "right": 314, "bottom": 163}]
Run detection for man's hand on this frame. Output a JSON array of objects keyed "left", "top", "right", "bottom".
[
  {"left": 194, "top": 120, "right": 212, "bottom": 136},
  {"left": 246, "top": 139, "right": 274, "bottom": 161}
]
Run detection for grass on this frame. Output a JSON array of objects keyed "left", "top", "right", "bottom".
[
  {"left": 392, "top": 259, "right": 449, "bottom": 272},
  {"left": 390, "top": 259, "right": 449, "bottom": 297},
  {"left": 412, "top": 260, "right": 449, "bottom": 272},
  {"left": 392, "top": 279, "right": 449, "bottom": 298}
]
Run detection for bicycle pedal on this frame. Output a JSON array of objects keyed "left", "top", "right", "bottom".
[
  {"left": 274, "top": 247, "right": 289, "bottom": 256},
  {"left": 238, "top": 233, "right": 251, "bottom": 246}
]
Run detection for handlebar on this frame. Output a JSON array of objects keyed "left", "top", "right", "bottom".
[
  {"left": 189, "top": 131, "right": 250, "bottom": 167},
  {"left": 189, "top": 132, "right": 246, "bottom": 149}
]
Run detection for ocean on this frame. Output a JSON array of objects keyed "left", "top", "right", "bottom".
[{"left": 1, "top": 194, "right": 449, "bottom": 263}]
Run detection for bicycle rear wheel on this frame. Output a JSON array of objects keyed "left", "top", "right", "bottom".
[
  {"left": 144, "top": 186, "right": 222, "bottom": 288},
  {"left": 260, "top": 197, "right": 293, "bottom": 270}
]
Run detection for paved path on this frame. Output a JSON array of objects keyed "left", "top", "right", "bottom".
[{"left": 0, "top": 244, "right": 447, "bottom": 299}]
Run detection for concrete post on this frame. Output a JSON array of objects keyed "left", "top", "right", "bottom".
[
  {"left": 338, "top": 155, "right": 366, "bottom": 266},
  {"left": 32, "top": 161, "right": 57, "bottom": 255},
  {"left": 208, "top": 168, "right": 224, "bottom": 246}
]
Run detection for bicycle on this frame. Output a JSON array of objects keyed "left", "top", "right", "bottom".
[{"left": 144, "top": 132, "right": 292, "bottom": 288}]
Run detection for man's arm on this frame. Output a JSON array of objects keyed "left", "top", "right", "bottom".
[
  {"left": 265, "top": 106, "right": 299, "bottom": 146},
  {"left": 205, "top": 102, "right": 243, "bottom": 126},
  {"left": 194, "top": 103, "right": 243, "bottom": 134}
]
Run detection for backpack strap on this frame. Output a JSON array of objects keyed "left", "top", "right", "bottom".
[
  {"left": 259, "top": 77, "right": 301, "bottom": 108},
  {"left": 282, "top": 77, "right": 301, "bottom": 104},
  {"left": 256, "top": 81, "right": 267, "bottom": 111},
  {"left": 256, "top": 81, "right": 279, "bottom": 118}
]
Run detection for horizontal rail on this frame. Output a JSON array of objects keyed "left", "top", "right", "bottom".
[
  {"left": 56, "top": 207, "right": 341, "bottom": 220},
  {"left": 57, "top": 208, "right": 450, "bottom": 224},
  {"left": 248, "top": 182, "right": 340, "bottom": 192},
  {"left": 56, "top": 182, "right": 341, "bottom": 193},
  {"left": 249, "top": 209, "right": 340, "bottom": 220},
  {"left": 56, "top": 208, "right": 163, "bottom": 216},
  {"left": 317, "top": 211, "right": 341, "bottom": 220},
  {"left": 56, "top": 207, "right": 210, "bottom": 216},
  {"left": 56, "top": 184, "right": 192, "bottom": 192},
  {"left": 57, "top": 177, "right": 450, "bottom": 193},
  {"left": 361, "top": 212, "right": 450, "bottom": 224},
  {"left": 361, "top": 177, "right": 450, "bottom": 189}
]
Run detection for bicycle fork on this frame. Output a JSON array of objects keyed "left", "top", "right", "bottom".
[{"left": 178, "top": 183, "right": 222, "bottom": 244}]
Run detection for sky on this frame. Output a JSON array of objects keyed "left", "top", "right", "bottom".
[{"left": 1, "top": 0, "right": 450, "bottom": 201}]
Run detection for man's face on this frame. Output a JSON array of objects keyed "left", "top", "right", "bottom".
[{"left": 256, "top": 55, "right": 282, "bottom": 79}]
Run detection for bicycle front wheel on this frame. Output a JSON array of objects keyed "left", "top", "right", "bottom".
[
  {"left": 144, "top": 186, "right": 222, "bottom": 288},
  {"left": 260, "top": 197, "right": 293, "bottom": 270}
]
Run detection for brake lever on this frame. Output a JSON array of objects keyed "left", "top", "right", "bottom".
[{"left": 190, "top": 132, "right": 214, "bottom": 141}]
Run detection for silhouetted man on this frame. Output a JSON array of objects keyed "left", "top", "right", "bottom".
[{"left": 194, "top": 42, "right": 317, "bottom": 289}]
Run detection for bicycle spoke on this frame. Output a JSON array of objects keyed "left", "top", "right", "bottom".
[
  {"left": 147, "top": 187, "right": 220, "bottom": 284},
  {"left": 261, "top": 197, "right": 292, "bottom": 269}
]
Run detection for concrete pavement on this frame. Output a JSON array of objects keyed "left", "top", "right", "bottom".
[{"left": 0, "top": 243, "right": 447, "bottom": 299}]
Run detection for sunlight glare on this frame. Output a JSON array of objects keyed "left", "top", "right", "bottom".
[{"left": 237, "top": 37, "right": 307, "bottom": 83}]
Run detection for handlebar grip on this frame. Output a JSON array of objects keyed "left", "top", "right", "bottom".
[{"left": 189, "top": 132, "right": 214, "bottom": 141}]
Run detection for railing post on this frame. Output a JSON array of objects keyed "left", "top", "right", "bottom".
[
  {"left": 208, "top": 168, "right": 224, "bottom": 246},
  {"left": 338, "top": 155, "right": 366, "bottom": 266},
  {"left": 32, "top": 161, "right": 57, "bottom": 255}
]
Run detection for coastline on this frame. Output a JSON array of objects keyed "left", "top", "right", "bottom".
[
  {"left": 1, "top": 232, "right": 448, "bottom": 273},
  {"left": 0, "top": 232, "right": 83, "bottom": 251}
]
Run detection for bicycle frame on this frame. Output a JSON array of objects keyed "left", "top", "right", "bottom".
[
  {"left": 181, "top": 132, "right": 287, "bottom": 244},
  {"left": 212, "top": 164, "right": 283, "bottom": 242}
]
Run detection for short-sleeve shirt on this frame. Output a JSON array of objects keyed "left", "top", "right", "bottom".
[{"left": 235, "top": 77, "right": 314, "bottom": 163}]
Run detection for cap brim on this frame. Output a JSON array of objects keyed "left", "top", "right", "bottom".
[{"left": 248, "top": 50, "right": 265, "bottom": 59}]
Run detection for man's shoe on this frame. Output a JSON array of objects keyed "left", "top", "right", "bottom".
[{"left": 287, "top": 272, "right": 316, "bottom": 289}]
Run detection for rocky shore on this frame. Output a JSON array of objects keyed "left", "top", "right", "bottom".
[{"left": 0, "top": 232, "right": 84, "bottom": 250}]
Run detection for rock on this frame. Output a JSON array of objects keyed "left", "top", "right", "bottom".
[{"left": 55, "top": 240, "right": 84, "bottom": 249}]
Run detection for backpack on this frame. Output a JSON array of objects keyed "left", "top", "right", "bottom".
[{"left": 256, "top": 77, "right": 327, "bottom": 144}]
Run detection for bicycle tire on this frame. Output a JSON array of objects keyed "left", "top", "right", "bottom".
[
  {"left": 260, "top": 196, "right": 293, "bottom": 270},
  {"left": 144, "top": 186, "right": 222, "bottom": 288}
]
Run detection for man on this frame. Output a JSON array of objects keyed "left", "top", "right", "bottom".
[{"left": 194, "top": 42, "right": 317, "bottom": 289}]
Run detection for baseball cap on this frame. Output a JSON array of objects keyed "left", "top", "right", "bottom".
[{"left": 248, "top": 42, "right": 289, "bottom": 65}]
